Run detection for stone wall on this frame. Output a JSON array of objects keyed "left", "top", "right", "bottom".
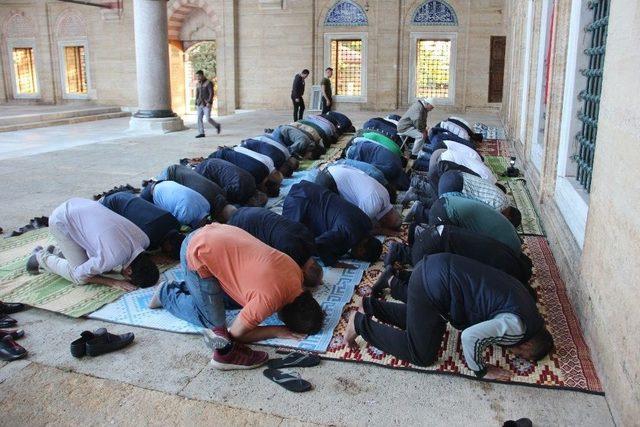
[
  {"left": 501, "top": 1, "right": 640, "bottom": 423},
  {"left": 1, "top": 0, "right": 505, "bottom": 113},
  {"left": 0, "top": 0, "right": 138, "bottom": 106}
]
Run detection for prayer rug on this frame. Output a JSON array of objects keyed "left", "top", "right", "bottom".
[
  {"left": 316, "top": 235, "right": 604, "bottom": 395},
  {"left": 485, "top": 155, "right": 511, "bottom": 179},
  {"left": 477, "top": 139, "right": 510, "bottom": 157},
  {"left": 507, "top": 179, "right": 545, "bottom": 236},
  {"left": 474, "top": 123, "right": 506, "bottom": 140},
  {"left": 0, "top": 228, "right": 175, "bottom": 318},
  {"left": 89, "top": 260, "right": 369, "bottom": 353}
]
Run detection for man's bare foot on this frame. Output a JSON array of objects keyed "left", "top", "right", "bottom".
[
  {"left": 343, "top": 311, "right": 359, "bottom": 347},
  {"left": 355, "top": 297, "right": 365, "bottom": 313},
  {"left": 148, "top": 282, "right": 165, "bottom": 309},
  {"left": 484, "top": 365, "right": 512, "bottom": 381}
]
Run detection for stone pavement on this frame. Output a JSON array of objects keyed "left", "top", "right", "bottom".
[{"left": 0, "top": 110, "right": 614, "bottom": 426}]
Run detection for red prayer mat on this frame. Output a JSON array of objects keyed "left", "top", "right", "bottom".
[{"left": 315, "top": 235, "right": 603, "bottom": 395}]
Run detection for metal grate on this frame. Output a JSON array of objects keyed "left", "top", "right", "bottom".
[
  {"left": 330, "top": 39, "right": 362, "bottom": 96},
  {"left": 416, "top": 39, "right": 451, "bottom": 99},
  {"left": 64, "top": 46, "right": 87, "bottom": 94},
  {"left": 12, "top": 47, "right": 37, "bottom": 94},
  {"left": 575, "top": 0, "right": 609, "bottom": 193}
]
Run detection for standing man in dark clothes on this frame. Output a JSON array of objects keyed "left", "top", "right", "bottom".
[
  {"left": 227, "top": 207, "right": 323, "bottom": 288},
  {"left": 101, "top": 192, "right": 184, "bottom": 260},
  {"left": 291, "top": 69, "right": 309, "bottom": 121},
  {"left": 282, "top": 181, "right": 382, "bottom": 267},
  {"left": 194, "top": 70, "right": 221, "bottom": 138},
  {"left": 321, "top": 68, "right": 333, "bottom": 114},
  {"left": 345, "top": 253, "right": 554, "bottom": 380}
]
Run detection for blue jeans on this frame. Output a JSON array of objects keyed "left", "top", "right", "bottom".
[{"left": 160, "top": 231, "right": 227, "bottom": 328}]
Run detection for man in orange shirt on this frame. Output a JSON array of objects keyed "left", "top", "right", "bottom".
[{"left": 150, "top": 223, "right": 325, "bottom": 370}]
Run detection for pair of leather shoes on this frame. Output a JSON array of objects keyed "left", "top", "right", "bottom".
[
  {"left": 0, "top": 335, "right": 27, "bottom": 361},
  {"left": 71, "top": 328, "right": 135, "bottom": 358},
  {"left": 0, "top": 302, "right": 26, "bottom": 315}
]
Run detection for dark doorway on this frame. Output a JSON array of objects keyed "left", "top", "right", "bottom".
[{"left": 488, "top": 36, "right": 506, "bottom": 103}]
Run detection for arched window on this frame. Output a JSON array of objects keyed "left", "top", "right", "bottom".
[
  {"left": 324, "top": 0, "right": 368, "bottom": 27},
  {"left": 412, "top": 0, "right": 458, "bottom": 26},
  {"left": 56, "top": 10, "right": 90, "bottom": 98},
  {"left": 5, "top": 12, "right": 39, "bottom": 98}
]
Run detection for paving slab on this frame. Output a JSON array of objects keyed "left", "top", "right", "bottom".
[{"left": 0, "top": 363, "right": 312, "bottom": 426}]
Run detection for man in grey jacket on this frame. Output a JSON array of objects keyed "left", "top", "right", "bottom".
[
  {"left": 397, "top": 98, "right": 434, "bottom": 156},
  {"left": 195, "top": 70, "right": 221, "bottom": 138}
]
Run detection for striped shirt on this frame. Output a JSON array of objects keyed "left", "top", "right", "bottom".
[
  {"left": 461, "top": 312, "right": 525, "bottom": 375},
  {"left": 460, "top": 172, "right": 510, "bottom": 211}
]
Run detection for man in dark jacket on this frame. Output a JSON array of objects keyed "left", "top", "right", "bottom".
[
  {"left": 101, "top": 192, "right": 184, "bottom": 260},
  {"left": 345, "top": 253, "right": 554, "bottom": 381},
  {"left": 194, "top": 70, "right": 221, "bottom": 138},
  {"left": 282, "top": 180, "right": 382, "bottom": 267},
  {"left": 194, "top": 158, "right": 267, "bottom": 207},
  {"left": 291, "top": 69, "right": 309, "bottom": 121},
  {"left": 227, "top": 207, "right": 323, "bottom": 288}
]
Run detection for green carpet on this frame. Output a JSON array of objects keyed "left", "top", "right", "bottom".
[
  {"left": 0, "top": 228, "right": 176, "bottom": 318},
  {"left": 507, "top": 179, "right": 545, "bottom": 236},
  {"left": 485, "top": 155, "right": 511, "bottom": 179}
]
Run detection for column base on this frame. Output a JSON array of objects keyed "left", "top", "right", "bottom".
[{"left": 129, "top": 116, "right": 185, "bottom": 133}]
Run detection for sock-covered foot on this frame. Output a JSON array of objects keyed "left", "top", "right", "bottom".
[
  {"left": 148, "top": 282, "right": 165, "bottom": 309},
  {"left": 404, "top": 200, "right": 423, "bottom": 223},
  {"left": 384, "top": 242, "right": 403, "bottom": 267},
  {"left": 25, "top": 246, "right": 43, "bottom": 275},
  {"left": 371, "top": 265, "right": 395, "bottom": 298}
]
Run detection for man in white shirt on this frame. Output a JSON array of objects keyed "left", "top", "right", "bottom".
[
  {"left": 26, "top": 198, "right": 159, "bottom": 290},
  {"left": 316, "top": 164, "right": 402, "bottom": 233},
  {"left": 438, "top": 141, "right": 496, "bottom": 183}
]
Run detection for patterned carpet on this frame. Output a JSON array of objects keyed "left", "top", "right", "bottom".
[{"left": 317, "top": 234, "right": 603, "bottom": 395}]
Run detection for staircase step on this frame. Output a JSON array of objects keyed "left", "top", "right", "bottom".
[
  {"left": 0, "top": 106, "right": 125, "bottom": 127},
  {"left": 0, "top": 111, "right": 131, "bottom": 133}
]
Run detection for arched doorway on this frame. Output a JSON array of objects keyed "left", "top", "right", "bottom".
[
  {"left": 167, "top": 1, "right": 222, "bottom": 117},
  {"left": 183, "top": 41, "right": 217, "bottom": 115}
]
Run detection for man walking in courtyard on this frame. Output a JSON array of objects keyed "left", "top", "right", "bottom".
[
  {"left": 321, "top": 67, "right": 333, "bottom": 114},
  {"left": 195, "top": 70, "right": 221, "bottom": 138},
  {"left": 291, "top": 69, "right": 309, "bottom": 121}
]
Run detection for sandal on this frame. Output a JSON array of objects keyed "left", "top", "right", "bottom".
[
  {"left": 263, "top": 368, "right": 312, "bottom": 393},
  {"left": 267, "top": 352, "right": 320, "bottom": 369}
]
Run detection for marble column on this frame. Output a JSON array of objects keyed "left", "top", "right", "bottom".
[{"left": 129, "top": 0, "right": 184, "bottom": 132}]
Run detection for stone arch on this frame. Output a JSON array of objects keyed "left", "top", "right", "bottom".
[
  {"left": 410, "top": 0, "right": 458, "bottom": 26},
  {"left": 3, "top": 11, "right": 36, "bottom": 38},
  {"left": 324, "top": 0, "right": 368, "bottom": 27},
  {"left": 167, "top": 0, "right": 221, "bottom": 41},
  {"left": 55, "top": 9, "right": 87, "bottom": 40}
]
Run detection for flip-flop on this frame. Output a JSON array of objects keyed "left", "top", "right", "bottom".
[
  {"left": 263, "top": 368, "right": 312, "bottom": 393},
  {"left": 267, "top": 352, "right": 320, "bottom": 369}
]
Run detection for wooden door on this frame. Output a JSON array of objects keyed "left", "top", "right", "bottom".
[{"left": 488, "top": 36, "right": 506, "bottom": 103}]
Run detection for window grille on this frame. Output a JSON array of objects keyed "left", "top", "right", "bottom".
[
  {"left": 12, "top": 47, "right": 37, "bottom": 94},
  {"left": 330, "top": 39, "right": 363, "bottom": 97},
  {"left": 415, "top": 39, "right": 451, "bottom": 99},
  {"left": 575, "top": 0, "right": 609, "bottom": 193},
  {"left": 64, "top": 46, "right": 88, "bottom": 94}
]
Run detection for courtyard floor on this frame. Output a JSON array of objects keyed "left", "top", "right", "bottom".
[{"left": 0, "top": 109, "right": 614, "bottom": 426}]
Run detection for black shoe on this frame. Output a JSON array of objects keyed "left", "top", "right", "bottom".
[
  {"left": 0, "top": 302, "right": 26, "bottom": 315},
  {"left": 195, "top": 134, "right": 205, "bottom": 138},
  {"left": 0, "top": 329, "right": 24, "bottom": 340},
  {"left": 85, "top": 328, "right": 135, "bottom": 357},
  {"left": 0, "top": 335, "right": 27, "bottom": 361},
  {"left": 0, "top": 314, "right": 17, "bottom": 329},
  {"left": 216, "top": 124, "right": 221, "bottom": 134},
  {"left": 264, "top": 128, "right": 274, "bottom": 134}
]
